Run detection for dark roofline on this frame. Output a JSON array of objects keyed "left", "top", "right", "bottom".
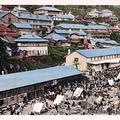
[{"left": 0, "top": 12, "right": 9, "bottom": 18}]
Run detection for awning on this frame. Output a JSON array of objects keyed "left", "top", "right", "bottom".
[
  {"left": 53, "top": 95, "right": 64, "bottom": 105},
  {"left": 108, "top": 79, "right": 114, "bottom": 86},
  {"left": 96, "top": 96, "right": 102, "bottom": 103},
  {"left": 117, "top": 73, "right": 120, "bottom": 80},
  {"left": 73, "top": 87, "right": 83, "bottom": 98}
]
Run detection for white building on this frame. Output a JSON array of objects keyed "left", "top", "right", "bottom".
[
  {"left": 87, "top": 9, "right": 113, "bottom": 18},
  {"left": 87, "top": 9, "right": 100, "bottom": 18},
  {"left": 66, "top": 47, "right": 120, "bottom": 71},
  {"left": 53, "top": 12, "right": 75, "bottom": 21},
  {"left": 34, "top": 6, "right": 63, "bottom": 16},
  {"left": 15, "top": 34, "right": 48, "bottom": 56},
  {"left": 100, "top": 9, "right": 113, "bottom": 18}
]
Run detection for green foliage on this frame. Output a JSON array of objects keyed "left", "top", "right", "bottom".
[
  {"left": 0, "top": 38, "right": 9, "bottom": 71},
  {"left": 110, "top": 32, "right": 120, "bottom": 42}
]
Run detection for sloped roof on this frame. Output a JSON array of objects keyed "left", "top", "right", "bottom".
[
  {"left": 15, "top": 34, "right": 48, "bottom": 42},
  {"left": 44, "top": 33, "right": 67, "bottom": 41},
  {"left": 35, "top": 6, "right": 62, "bottom": 12},
  {"left": 56, "top": 23, "right": 106, "bottom": 30},
  {"left": 0, "top": 11, "right": 8, "bottom": 18},
  {"left": 53, "top": 14, "right": 75, "bottom": 19},
  {"left": 0, "top": 65, "right": 80, "bottom": 92},
  {"left": 12, "top": 12, "right": 52, "bottom": 21},
  {"left": 76, "top": 47, "right": 120, "bottom": 58},
  {"left": 11, "top": 23, "right": 32, "bottom": 29}
]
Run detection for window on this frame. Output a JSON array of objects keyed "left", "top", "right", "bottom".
[{"left": 74, "top": 58, "right": 78, "bottom": 62}]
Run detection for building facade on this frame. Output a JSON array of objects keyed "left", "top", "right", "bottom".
[
  {"left": 34, "top": 6, "right": 63, "bottom": 16},
  {"left": 66, "top": 48, "right": 120, "bottom": 71},
  {"left": 8, "top": 23, "right": 33, "bottom": 35},
  {"left": 15, "top": 34, "right": 48, "bottom": 56},
  {"left": 0, "top": 66, "right": 82, "bottom": 108}
]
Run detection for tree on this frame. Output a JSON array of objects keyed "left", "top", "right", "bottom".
[
  {"left": 110, "top": 32, "right": 120, "bottom": 43},
  {"left": 0, "top": 38, "right": 9, "bottom": 73}
]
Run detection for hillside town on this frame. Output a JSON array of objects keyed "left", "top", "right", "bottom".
[{"left": 1, "top": 5, "right": 120, "bottom": 115}]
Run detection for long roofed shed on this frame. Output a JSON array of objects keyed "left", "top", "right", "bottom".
[{"left": 0, "top": 65, "right": 80, "bottom": 92}]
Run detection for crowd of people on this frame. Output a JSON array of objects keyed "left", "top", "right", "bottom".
[{"left": 1, "top": 65, "right": 120, "bottom": 115}]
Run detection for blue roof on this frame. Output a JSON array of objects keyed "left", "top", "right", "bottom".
[
  {"left": 0, "top": 65, "right": 80, "bottom": 92},
  {"left": 99, "top": 22, "right": 110, "bottom": 27},
  {"left": 87, "top": 24, "right": 106, "bottom": 30},
  {"left": 15, "top": 34, "right": 48, "bottom": 42},
  {"left": 44, "top": 33, "right": 67, "bottom": 41},
  {"left": 35, "top": 6, "right": 62, "bottom": 12},
  {"left": 102, "top": 9, "right": 112, "bottom": 13},
  {"left": 53, "top": 14, "right": 75, "bottom": 20},
  {"left": 56, "top": 23, "right": 87, "bottom": 29},
  {"left": 55, "top": 30, "right": 71, "bottom": 35},
  {"left": 12, "top": 12, "right": 52, "bottom": 21},
  {"left": 76, "top": 47, "right": 120, "bottom": 58},
  {"left": 11, "top": 23, "right": 32, "bottom": 29},
  {"left": 90, "top": 38, "right": 119, "bottom": 45},
  {"left": 0, "top": 12, "right": 8, "bottom": 18},
  {"left": 56, "top": 23, "right": 106, "bottom": 30}
]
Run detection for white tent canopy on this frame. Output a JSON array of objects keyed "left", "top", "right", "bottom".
[
  {"left": 117, "top": 73, "right": 120, "bottom": 80},
  {"left": 73, "top": 87, "right": 83, "bottom": 98},
  {"left": 33, "top": 102, "right": 43, "bottom": 113},
  {"left": 96, "top": 96, "right": 102, "bottom": 103},
  {"left": 108, "top": 79, "right": 114, "bottom": 86},
  {"left": 53, "top": 95, "right": 64, "bottom": 105}
]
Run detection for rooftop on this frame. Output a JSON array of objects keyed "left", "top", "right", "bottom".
[
  {"left": 35, "top": 6, "right": 62, "bottom": 12},
  {"left": 0, "top": 65, "right": 80, "bottom": 92},
  {"left": 44, "top": 33, "right": 67, "bottom": 41},
  {"left": 53, "top": 14, "right": 75, "bottom": 19},
  {"left": 90, "top": 38, "right": 119, "bottom": 45},
  {"left": 11, "top": 23, "right": 32, "bottom": 29},
  {"left": 13, "top": 6, "right": 28, "bottom": 12},
  {"left": 56, "top": 23, "right": 106, "bottom": 30},
  {"left": 15, "top": 34, "right": 48, "bottom": 42},
  {"left": 12, "top": 12, "right": 52, "bottom": 21},
  {"left": 76, "top": 47, "right": 120, "bottom": 58},
  {"left": 0, "top": 11, "right": 8, "bottom": 18}
]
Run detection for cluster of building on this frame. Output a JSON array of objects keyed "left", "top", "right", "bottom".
[
  {"left": 86, "top": 8, "right": 118, "bottom": 22},
  {"left": 1, "top": 6, "right": 120, "bottom": 112},
  {"left": 0, "top": 5, "right": 120, "bottom": 57}
]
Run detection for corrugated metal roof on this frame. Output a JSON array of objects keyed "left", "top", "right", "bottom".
[
  {"left": 87, "top": 25, "right": 106, "bottom": 30},
  {"left": 56, "top": 23, "right": 106, "bottom": 30},
  {"left": 56, "top": 23, "right": 87, "bottom": 29},
  {"left": 55, "top": 30, "right": 71, "bottom": 34},
  {"left": 15, "top": 34, "right": 48, "bottom": 42},
  {"left": 102, "top": 9, "right": 112, "bottom": 13},
  {"left": 0, "top": 11, "right": 8, "bottom": 18},
  {"left": 76, "top": 47, "right": 120, "bottom": 58},
  {"left": 12, "top": 12, "right": 52, "bottom": 21},
  {"left": 0, "top": 65, "right": 80, "bottom": 92},
  {"left": 90, "top": 38, "right": 119, "bottom": 45},
  {"left": 53, "top": 14, "right": 75, "bottom": 19},
  {"left": 35, "top": 6, "right": 62, "bottom": 12},
  {"left": 44, "top": 33, "right": 67, "bottom": 41},
  {"left": 11, "top": 23, "right": 32, "bottom": 29}
]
